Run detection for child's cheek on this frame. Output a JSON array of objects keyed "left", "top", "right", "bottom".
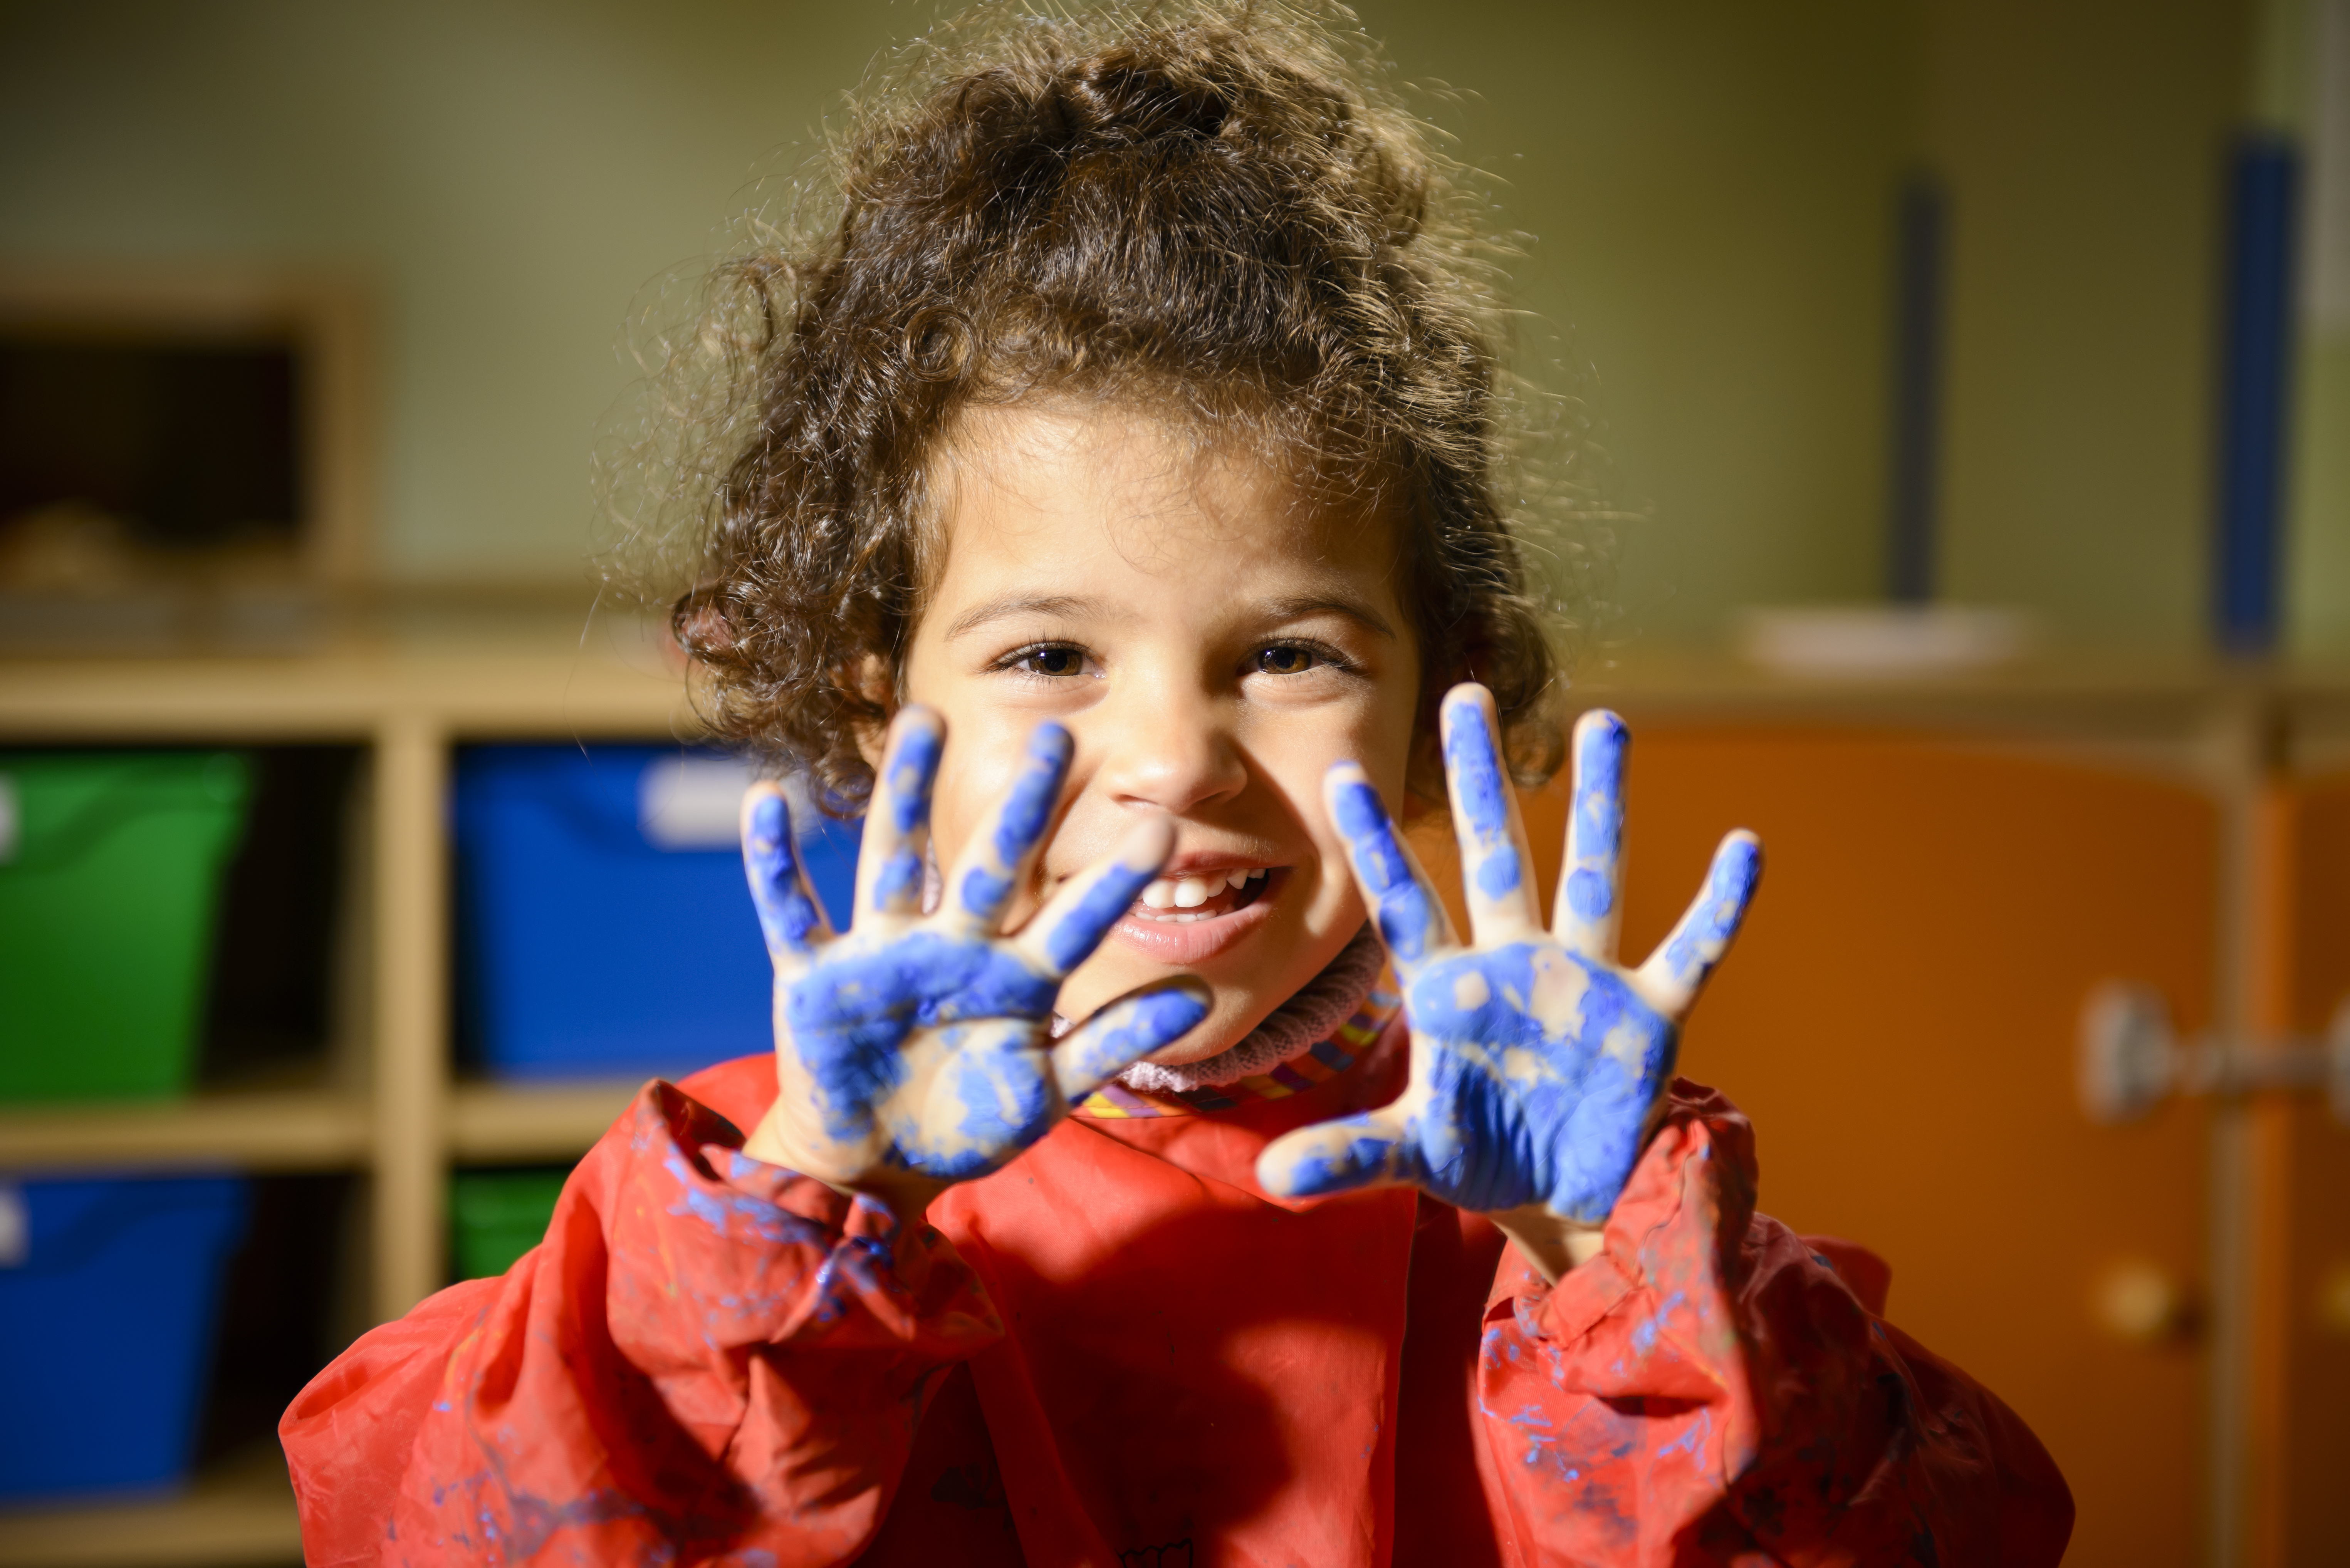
[{"left": 927, "top": 755, "right": 1014, "bottom": 880}]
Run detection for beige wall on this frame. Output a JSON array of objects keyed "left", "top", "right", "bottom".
[
  {"left": 2281, "top": 0, "right": 2350, "bottom": 653},
  {"left": 2293, "top": 343, "right": 2350, "bottom": 649},
  {"left": 1925, "top": 0, "right": 2253, "bottom": 652},
  {"left": 1353, "top": 0, "right": 1917, "bottom": 646},
  {"left": 0, "top": 0, "right": 2280, "bottom": 651},
  {"left": 0, "top": 0, "right": 908, "bottom": 584}
]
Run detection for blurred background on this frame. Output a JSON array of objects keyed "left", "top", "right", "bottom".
[{"left": 0, "top": 2, "right": 2345, "bottom": 1566}]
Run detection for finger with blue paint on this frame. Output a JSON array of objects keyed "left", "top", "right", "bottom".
[
  {"left": 1052, "top": 979, "right": 1213, "bottom": 1102},
  {"left": 740, "top": 781, "right": 833, "bottom": 958},
  {"left": 1555, "top": 708, "right": 1628, "bottom": 962},
  {"left": 1632, "top": 828, "right": 1763, "bottom": 1018},
  {"left": 1259, "top": 688, "right": 1764, "bottom": 1278},
  {"left": 856, "top": 708, "right": 945, "bottom": 922},
  {"left": 1441, "top": 685, "right": 1543, "bottom": 942},
  {"left": 1013, "top": 815, "right": 1175, "bottom": 979},
  {"left": 1324, "top": 761, "right": 1457, "bottom": 972}
]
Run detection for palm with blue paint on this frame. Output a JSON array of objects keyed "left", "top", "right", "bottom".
[
  {"left": 1259, "top": 686, "right": 1762, "bottom": 1236},
  {"left": 740, "top": 708, "right": 1209, "bottom": 1212}
]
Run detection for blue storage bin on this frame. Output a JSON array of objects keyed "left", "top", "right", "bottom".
[
  {"left": 453, "top": 746, "right": 860, "bottom": 1082},
  {"left": 0, "top": 1173, "right": 250, "bottom": 1505}
]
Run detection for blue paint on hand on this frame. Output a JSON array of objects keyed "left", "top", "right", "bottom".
[
  {"left": 931, "top": 1040, "right": 1056, "bottom": 1180},
  {"left": 959, "top": 866, "right": 1012, "bottom": 918},
  {"left": 873, "top": 848, "right": 924, "bottom": 907},
  {"left": 886, "top": 725, "right": 942, "bottom": 835},
  {"left": 1277, "top": 1123, "right": 1413, "bottom": 1196},
  {"left": 1571, "top": 714, "right": 1627, "bottom": 863},
  {"left": 1106, "top": 986, "right": 1211, "bottom": 1055},
  {"left": 990, "top": 725, "right": 1069, "bottom": 867},
  {"left": 1268, "top": 698, "right": 1759, "bottom": 1229},
  {"left": 756, "top": 715, "right": 1153, "bottom": 1191},
  {"left": 1565, "top": 867, "right": 1611, "bottom": 922},
  {"left": 1381, "top": 944, "right": 1673, "bottom": 1219},
  {"left": 1657, "top": 832, "right": 1762, "bottom": 993},
  {"left": 751, "top": 790, "right": 787, "bottom": 845},
  {"left": 1042, "top": 859, "right": 1156, "bottom": 973},
  {"left": 1445, "top": 708, "right": 1512, "bottom": 839},
  {"left": 1333, "top": 777, "right": 1437, "bottom": 963},
  {"left": 786, "top": 930, "right": 1058, "bottom": 1146},
  {"left": 1054, "top": 983, "right": 1211, "bottom": 1098},
  {"left": 1475, "top": 849, "right": 1523, "bottom": 900},
  {"left": 1333, "top": 779, "right": 1408, "bottom": 889},
  {"left": 744, "top": 792, "right": 821, "bottom": 951}
]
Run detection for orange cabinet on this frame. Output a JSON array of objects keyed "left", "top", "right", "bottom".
[{"left": 1410, "top": 709, "right": 2350, "bottom": 1568}]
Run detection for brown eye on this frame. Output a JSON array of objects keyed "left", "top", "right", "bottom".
[
  {"left": 1255, "top": 646, "right": 1316, "bottom": 675},
  {"left": 1021, "top": 646, "right": 1087, "bottom": 678}
]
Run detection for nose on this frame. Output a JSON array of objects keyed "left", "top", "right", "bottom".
[{"left": 1090, "top": 677, "right": 1248, "bottom": 816}]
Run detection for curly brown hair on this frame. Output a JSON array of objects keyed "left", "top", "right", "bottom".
[{"left": 620, "top": 0, "right": 1596, "bottom": 811}]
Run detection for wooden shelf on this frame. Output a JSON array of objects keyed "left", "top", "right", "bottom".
[
  {"left": 0, "top": 1447, "right": 300, "bottom": 1568},
  {"left": 450, "top": 1079, "right": 643, "bottom": 1162},
  {"left": 0, "top": 1090, "right": 368, "bottom": 1172},
  {"left": 0, "top": 1080, "right": 646, "bottom": 1172},
  {"left": 0, "top": 644, "right": 695, "bottom": 741}
]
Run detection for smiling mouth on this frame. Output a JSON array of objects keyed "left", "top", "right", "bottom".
[{"left": 1127, "top": 867, "right": 1273, "bottom": 924}]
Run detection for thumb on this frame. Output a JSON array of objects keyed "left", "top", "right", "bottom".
[
  {"left": 1052, "top": 981, "right": 1212, "bottom": 1102},
  {"left": 1256, "top": 1110, "right": 1417, "bottom": 1199}
]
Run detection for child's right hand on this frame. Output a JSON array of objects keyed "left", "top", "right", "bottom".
[{"left": 737, "top": 707, "right": 1209, "bottom": 1218}]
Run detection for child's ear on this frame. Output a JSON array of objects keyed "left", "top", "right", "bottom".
[{"left": 845, "top": 654, "right": 899, "bottom": 771}]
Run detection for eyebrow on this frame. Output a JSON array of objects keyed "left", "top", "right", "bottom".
[
  {"left": 944, "top": 594, "right": 1097, "bottom": 640},
  {"left": 1259, "top": 593, "right": 1399, "bottom": 641},
  {"left": 941, "top": 589, "right": 1399, "bottom": 642}
]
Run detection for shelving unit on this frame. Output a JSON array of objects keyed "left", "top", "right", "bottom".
[
  {"left": 2, "top": 632, "right": 2346, "bottom": 1565},
  {"left": 0, "top": 633, "right": 693, "bottom": 1567}
]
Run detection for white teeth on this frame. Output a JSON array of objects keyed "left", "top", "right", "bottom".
[{"left": 1136, "top": 868, "right": 1274, "bottom": 919}]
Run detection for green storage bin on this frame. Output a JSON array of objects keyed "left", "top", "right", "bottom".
[
  {"left": 0, "top": 751, "right": 250, "bottom": 1101},
  {"left": 450, "top": 1167, "right": 572, "bottom": 1280}
]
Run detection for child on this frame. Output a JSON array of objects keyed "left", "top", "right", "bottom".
[{"left": 283, "top": 5, "right": 2073, "bottom": 1563}]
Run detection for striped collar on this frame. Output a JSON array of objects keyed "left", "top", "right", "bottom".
[{"left": 1075, "top": 973, "right": 1402, "bottom": 1119}]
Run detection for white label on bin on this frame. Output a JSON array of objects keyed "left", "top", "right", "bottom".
[
  {"left": 0, "top": 773, "right": 16, "bottom": 865},
  {"left": 0, "top": 1183, "right": 24, "bottom": 1266},
  {"left": 640, "top": 756, "right": 758, "bottom": 849}
]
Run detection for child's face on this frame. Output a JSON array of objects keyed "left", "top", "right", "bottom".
[{"left": 895, "top": 403, "right": 1423, "bottom": 1060}]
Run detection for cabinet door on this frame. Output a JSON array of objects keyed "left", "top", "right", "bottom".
[
  {"left": 1413, "top": 728, "right": 2214, "bottom": 1567},
  {"left": 2278, "top": 776, "right": 2350, "bottom": 1567}
]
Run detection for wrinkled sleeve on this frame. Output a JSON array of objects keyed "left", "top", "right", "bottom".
[
  {"left": 280, "top": 1080, "right": 1002, "bottom": 1568},
  {"left": 1472, "top": 1082, "right": 2074, "bottom": 1567}
]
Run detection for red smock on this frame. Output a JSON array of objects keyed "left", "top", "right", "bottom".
[{"left": 282, "top": 1018, "right": 2072, "bottom": 1566}]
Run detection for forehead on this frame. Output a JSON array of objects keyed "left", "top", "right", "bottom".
[{"left": 930, "top": 402, "right": 1401, "bottom": 607}]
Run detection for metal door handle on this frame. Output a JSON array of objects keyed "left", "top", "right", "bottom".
[{"left": 2077, "top": 984, "right": 2350, "bottom": 1125}]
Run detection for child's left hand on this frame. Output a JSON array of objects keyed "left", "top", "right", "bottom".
[{"left": 1258, "top": 685, "right": 1761, "bottom": 1270}]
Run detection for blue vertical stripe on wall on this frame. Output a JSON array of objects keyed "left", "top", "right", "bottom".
[
  {"left": 1887, "top": 173, "right": 1948, "bottom": 604},
  {"left": 2213, "top": 136, "right": 2300, "bottom": 654}
]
